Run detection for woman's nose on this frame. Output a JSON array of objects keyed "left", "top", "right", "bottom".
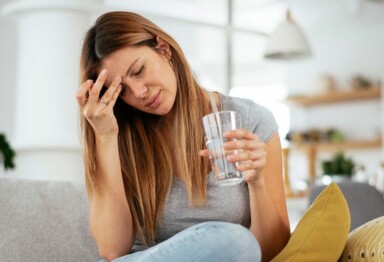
[{"left": 130, "top": 81, "right": 149, "bottom": 99}]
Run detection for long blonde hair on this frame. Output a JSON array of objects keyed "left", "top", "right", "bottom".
[{"left": 80, "top": 11, "right": 211, "bottom": 244}]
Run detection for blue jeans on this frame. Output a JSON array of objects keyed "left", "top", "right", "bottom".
[{"left": 109, "top": 221, "right": 261, "bottom": 262}]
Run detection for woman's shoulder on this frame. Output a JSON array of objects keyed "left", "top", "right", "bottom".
[
  {"left": 219, "top": 92, "right": 272, "bottom": 120},
  {"left": 218, "top": 93, "right": 278, "bottom": 142},
  {"left": 220, "top": 93, "right": 254, "bottom": 112}
]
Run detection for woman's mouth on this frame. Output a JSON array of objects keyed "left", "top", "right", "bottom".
[{"left": 146, "top": 92, "right": 161, "bottom": 108}]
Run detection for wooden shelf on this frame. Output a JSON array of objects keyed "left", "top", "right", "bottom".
[
  {"left": 284, "top": 139, "right": 382, "bottom": 181},
  {"left": 283, "top": 87, "right": 382, "bottom": 195},
  {"left": 290, "top": 138, "right": 382, "bottom": 152},
  {"left": 286, "top": 87, "right": 381, "bottom": 106}
]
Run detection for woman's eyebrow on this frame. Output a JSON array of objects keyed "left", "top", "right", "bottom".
[{"left": 124, "top": 57, "right": 140, "bottom": 77}]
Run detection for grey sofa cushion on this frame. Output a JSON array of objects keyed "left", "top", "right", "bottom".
[
  {"left": 309, "top": 180, "right": 384, "bottom": 231},
  {"left": 0, "top": 177, "right": 100, "bottom": 262}
]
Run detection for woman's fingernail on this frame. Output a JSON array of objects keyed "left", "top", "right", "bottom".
[
  {"left": 100, "top": 69, "right": 107, "bottom": 76},
  {"left": 86, "top": 79, "right": 93, "bottom": 85},
  {"left": 115, "top": 76, "right": 121, "bottom": 82}
]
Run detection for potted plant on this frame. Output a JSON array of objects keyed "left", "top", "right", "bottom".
[
  {"left": 321, "top": 151, "right": 355, "bottom": 180},
  {"left": 0, "top": 133, "right": 16, "bottom": 171}
]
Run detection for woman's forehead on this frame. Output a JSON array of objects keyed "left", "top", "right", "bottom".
[{"left": 100, "top": 46, "right": 150, "bottom": 84}]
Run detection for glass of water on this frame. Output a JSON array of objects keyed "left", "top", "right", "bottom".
[{"left": 202, "top": 111, "right": 243, "bottom": 186}]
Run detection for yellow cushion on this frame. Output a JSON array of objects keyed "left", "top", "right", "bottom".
[
  {"left": 339, "top": 216, "right": 384, "bottom": 261},
  {"left": 272, "top": 183, "right": 350, "bottom": 262}
]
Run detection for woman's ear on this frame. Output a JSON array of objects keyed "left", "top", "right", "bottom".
[{"left": 155, "top": 36, "right": 172, "bottom": 60}]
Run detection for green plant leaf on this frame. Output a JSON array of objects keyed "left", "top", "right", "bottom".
[
  {"left": 0, "top": 132, "right": 16, "bottom": 170},
  {"left": 321, "top": 151, "right": 355, "bottom": 176}
]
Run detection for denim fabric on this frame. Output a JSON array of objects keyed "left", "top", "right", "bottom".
[{"left": 109, "top": 221, "right": 261, "bottom": 262}]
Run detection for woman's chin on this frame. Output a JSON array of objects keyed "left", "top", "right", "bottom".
[
  {"left": 142, "top": 105, "right": 172, "bottom": 116},
  {"left": 157, "top": 104, "right": 176, "bottom": 117}
]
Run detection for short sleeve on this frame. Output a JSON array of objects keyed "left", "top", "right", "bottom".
[{"left": 248, "top": 102, "right": 279, "bottom": 142}]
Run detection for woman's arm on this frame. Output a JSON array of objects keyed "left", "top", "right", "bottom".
[
  {"left": 247, "top": 132, "right": 290, "bottom": 261},
  {"left": 222, "top": 130, "right": 290, "bottom": 261},
  {"left": 77, "top": 71, "right": 136, "bottom": 261},
  {"left": 90, "top": 135, "right": 136, "bottom": 261}
]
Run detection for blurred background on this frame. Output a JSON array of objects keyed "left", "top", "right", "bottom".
[{"left": 0, "top": 0, "right": 383, "bottom": 227}]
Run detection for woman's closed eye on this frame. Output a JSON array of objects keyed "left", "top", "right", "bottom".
[{"left": 133, "top": 66, "right": 144, "bottom": 76}]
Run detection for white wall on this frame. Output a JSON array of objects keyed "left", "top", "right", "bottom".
[
  {"left": 286, "top": 1, "right": 384, "bottom": 94},
  {"left": 0, "top": 0, "right": 101, "bottom": 180},
  {"left": 0, "top": 0, "right": 17, "bottom": 139},
  {"left": 285, "top": 1, "right": 384, "bottom": 185}
]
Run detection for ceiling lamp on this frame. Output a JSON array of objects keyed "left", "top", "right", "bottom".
[{"left": 264, "top": 10, "right": 311, "bottom": 60}]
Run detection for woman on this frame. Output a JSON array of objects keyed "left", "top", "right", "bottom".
[{"left": 76, "top": 11, "right": 290, "bottom": 262}]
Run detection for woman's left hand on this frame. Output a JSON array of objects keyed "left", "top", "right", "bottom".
[{"left": 200, "top": 128, "right": 266, "bottom": 185}]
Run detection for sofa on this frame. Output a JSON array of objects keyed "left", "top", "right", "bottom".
[
  {"left": 1, "top": 176, "right": 383, "bottom": 262},
  {"left": 308, "top": 180, "right": 384, "bottom": 231},
  {"left": 0, "top": 177, "right": 100, "bottom": 262}
]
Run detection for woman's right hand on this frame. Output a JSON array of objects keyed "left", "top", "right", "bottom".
[{"left": 76, "top": 69, "right": 122, "bottom": 138}]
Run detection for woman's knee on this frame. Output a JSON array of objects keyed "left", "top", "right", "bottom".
[
  {"left": 128, "top": 222, "right": 262, "bottom": 262},
  {"left": 192, "top": 221, "right": 261, "bottom": 260}
]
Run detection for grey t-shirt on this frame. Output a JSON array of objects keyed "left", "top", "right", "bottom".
[{"left": 133, "top": 93, "right": 278, "bottom": 251}]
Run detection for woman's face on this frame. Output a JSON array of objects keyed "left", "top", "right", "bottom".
[{"left": 101, "top": 44, "right": 177, "bottom": 115}]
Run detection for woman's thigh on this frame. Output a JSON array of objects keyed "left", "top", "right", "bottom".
[{"left": 112, "top": 221, "right": 261, "bottom": 262}]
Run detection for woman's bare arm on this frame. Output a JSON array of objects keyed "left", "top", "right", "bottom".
[
  {"left": 248, "top": 132, "right": 290, "bottom": 261},
  {"left": 90, "top": 135, "right": 136, "bottom": 261},
  {"left": 201, "top": 129, "right": 290, "bottom": 260},
  {"left": 77, "top": 71, "right": 136, "bottom": 261}
]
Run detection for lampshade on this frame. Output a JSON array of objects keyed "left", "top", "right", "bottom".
[{"left": 264, "top": 10, "right": 311, "bottom": 60}]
